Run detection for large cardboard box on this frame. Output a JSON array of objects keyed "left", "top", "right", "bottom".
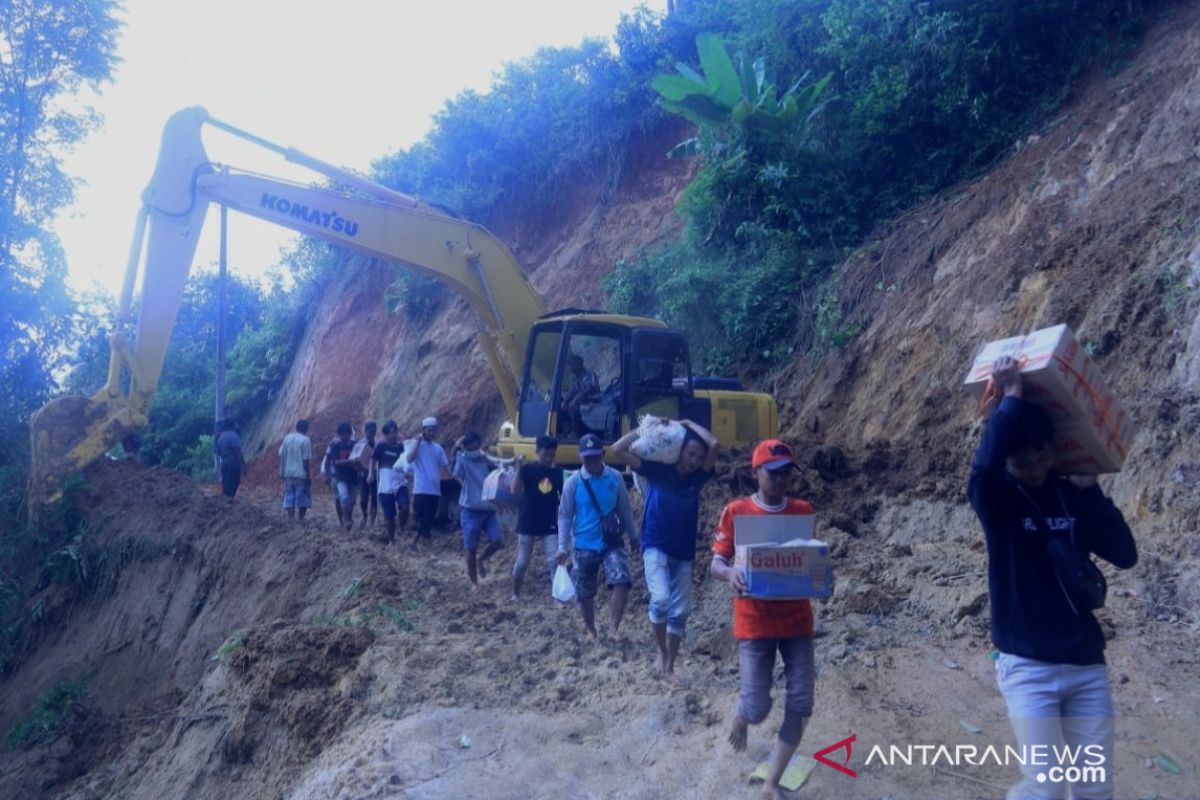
[
  {"left": 964, "top": 324, "right": 1135, "bottom": 474},
  {"left": 733, "top": 514, "right": 833, "bottom": 600}
]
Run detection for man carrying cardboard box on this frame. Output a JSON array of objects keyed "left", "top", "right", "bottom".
[
  {"left": 711, "top": 439, "right": 818, "bottom": 800},
  {"left": 969, "top": 355, "right": 1138, "bottom": 800}
]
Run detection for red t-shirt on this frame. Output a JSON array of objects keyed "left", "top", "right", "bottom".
[{"left": 712, "top": 495, "right": 815, "bottom": 640}]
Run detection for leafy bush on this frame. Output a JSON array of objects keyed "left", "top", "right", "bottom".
[
  {"left": 609, "top": 227, "right": 825, "bottom": 372},
  {"left": 5, "top": 676, "right": 91, "bottom": 750},
  {"left": 383, "top": 268, "right": 445, "bottom": 324},
  {"left": 174, "top": 435, "right": 217, "bottom": 482},
  {"left": 224, "top": 289, "right": 310, "bottom": 428}
]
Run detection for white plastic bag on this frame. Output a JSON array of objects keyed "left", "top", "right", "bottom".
[
  {"left": 552, "top": 564, "right": 576, "bottom": 603},
  {"left": 631, "top": 415, "right": 687, "bottom": 464},
  {"left": 351, "top": 437, "right": 373, "bottom": 471},
  {"left": 482, "top": 467, "right": 518, "bottom": 506}
]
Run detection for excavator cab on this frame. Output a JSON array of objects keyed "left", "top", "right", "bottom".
[
  {"left": 502, "top": 308, "right": 773, "bottom": 465},
  {"left": 510, "top": 311, "right": 700, "bottom": 459}
]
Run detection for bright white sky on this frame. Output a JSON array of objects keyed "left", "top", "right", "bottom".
[{"left": 58, "top": 0, "right": 668, "bottom": 295}]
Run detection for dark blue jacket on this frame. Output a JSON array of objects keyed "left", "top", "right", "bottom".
[{"left": 968, "top": 396, "right": 1137, "bottom": 665}]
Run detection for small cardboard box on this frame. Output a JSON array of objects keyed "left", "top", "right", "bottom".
[
  {"left": 963, "top": 324, "right": 1135, "bottom": 474},
  {"left": 733, "top": 514, "right": 833, "bottom": 600}
]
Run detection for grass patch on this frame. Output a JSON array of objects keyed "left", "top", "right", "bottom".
[{"left": 314, "top": 601, "right": 418, "bottom": 634}]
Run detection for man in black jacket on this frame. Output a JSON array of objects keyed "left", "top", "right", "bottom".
[{"left": 968, "top": 355, "right": 1137, "bottom": 800}]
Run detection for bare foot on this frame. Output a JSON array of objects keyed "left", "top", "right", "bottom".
[
  {"left": 663, "top": 670, "right": 689, "bottom": 688},
  {"left": 510, "top": 592, "right": 520, "bottom": 602},
  {"left": 728, "top": 715, "right": 748, "bottom": 752},
  {"left": 585, "top": 627, "right": 599, "bottom": 641},
  {"left": 469, "top": 582, "right": 481, "bottom": 594}
]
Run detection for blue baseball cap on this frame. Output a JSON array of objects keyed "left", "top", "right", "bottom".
[{"left": 578, "top": 433, "right": 603, "bottom": 457}]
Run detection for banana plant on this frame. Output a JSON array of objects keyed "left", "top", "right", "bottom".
[{"left": 652, "top": 33, "right": 832, "bottom": 159}]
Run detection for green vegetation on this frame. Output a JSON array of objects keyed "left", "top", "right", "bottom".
[
  {"left": 0, "top": 0, "right": 121, "bottom": 606},
  {"left": 327, "top": 603, "right": 417, "bottom": 634},
  {"left": 211, "top": 629, "right": 246, "bottom": 661},
  {"left": 364, "top": 1, "right": 1159, "bottom": 372},
  {"left": 605, "top": 0, "right": 1160, "bottom": 371},
  {"left": 0, "top": 475, "right": 89, "bottom": 674},
  {"left": 4, "top": 676, "right": 91, "bottom": 750}
]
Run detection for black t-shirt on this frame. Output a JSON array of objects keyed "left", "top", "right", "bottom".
[
  {"left": 517, "top": 463, "right": 562, "bottom": 536},
  {"left": 372, "top": 441, "right": 404, "bottom": 469},
  {"left": 326, "top": 439, "right": 359, "bottom": 484}
]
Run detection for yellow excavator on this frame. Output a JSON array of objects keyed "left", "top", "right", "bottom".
[{"left": 29, "top": 107, "right": 778, "bottom": 503}]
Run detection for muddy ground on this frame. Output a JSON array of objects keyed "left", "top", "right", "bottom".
[{"left": 0, "top": 458, "right": 1195, "bottom": 800}]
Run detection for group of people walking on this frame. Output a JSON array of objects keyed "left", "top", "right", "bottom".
[
  {"left": 267, "top": 357, "right": 1138, "bottom": 800},
  {"left": 276, "top": 416, "right": 452, "bottom": 546}
]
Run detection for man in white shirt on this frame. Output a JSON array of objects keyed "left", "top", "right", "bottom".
[
  {"left": 278, "top": 419, "right": 313, "bottom": 521},
  {"left": 406, "top": 416, "right": 451, "bottom": 550}
]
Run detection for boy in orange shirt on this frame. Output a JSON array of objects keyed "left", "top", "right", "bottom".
[{"left": 711, "top": 439, "right": 816, "bottom": 800}]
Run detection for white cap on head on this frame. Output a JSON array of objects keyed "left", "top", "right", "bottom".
[{"left": 422, "top": 417, "right": 438, "bottom": 428}]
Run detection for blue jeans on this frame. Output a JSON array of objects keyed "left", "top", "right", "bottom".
[
  {"left": 995, "top": 653, "right": 1115, "bottom": 800},
  {"left": 460, "top": 508, "right": 501, "bottom": 550},
  {"left": 642, "top": 548, "right": 693, "bottom": 637},
  {"left": 512, "top": 534, "right": 557, "bottom": 582},
  {"left": 282, "top": 478, "right": 311, "bottom": 509}
]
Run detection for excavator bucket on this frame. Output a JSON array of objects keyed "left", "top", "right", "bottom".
[{"left": 28, "top": 394, "right": 137, "bottom": 506}]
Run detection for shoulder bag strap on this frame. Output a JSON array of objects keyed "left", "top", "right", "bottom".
[
  {"left": 1015, "top": 483, "right": 1082, "bottom": 614},
  {"left": 581, "top": 473, "right": 608, "bottom": 516}
]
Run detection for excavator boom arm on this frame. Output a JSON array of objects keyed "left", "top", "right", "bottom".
[{"left": 30, "top": 106, "right": 545, "bottom": 502}]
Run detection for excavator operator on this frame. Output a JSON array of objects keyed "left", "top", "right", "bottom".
[{"left": 560, "top": 353, "right": 601, "bottom": 438}]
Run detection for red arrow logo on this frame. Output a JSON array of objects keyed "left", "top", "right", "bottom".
[{"left": 813, "top": 733, "right": 858, "bottom": 778}]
